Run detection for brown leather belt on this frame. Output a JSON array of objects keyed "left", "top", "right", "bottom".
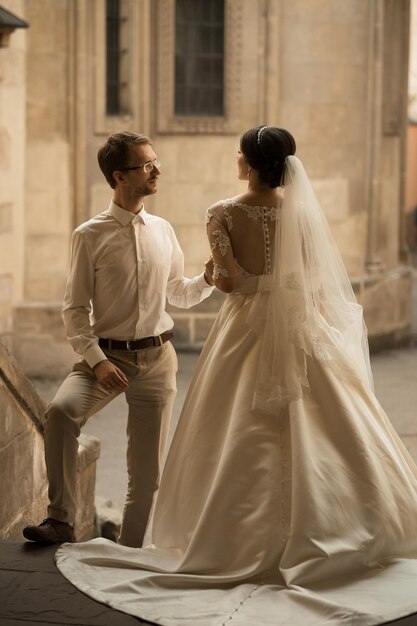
[{"left": 99, "top": 332, "right": 174, "bottom": 351}]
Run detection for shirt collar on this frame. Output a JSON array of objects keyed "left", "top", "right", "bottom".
[{"left": 108, "top": 200, "right": 148, "bottom": 225}]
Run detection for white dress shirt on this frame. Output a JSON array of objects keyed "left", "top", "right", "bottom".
[{"left": 62, "top": 201, "right": 213, "bottom": 368}]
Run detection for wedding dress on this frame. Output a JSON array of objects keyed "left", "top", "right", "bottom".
[{"left": 56, "top": 157, "right": 417, "bottom": 626}]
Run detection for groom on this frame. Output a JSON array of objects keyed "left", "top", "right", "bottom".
[{"left": 23, "top": 131, "right": 214, "bottom": 547}]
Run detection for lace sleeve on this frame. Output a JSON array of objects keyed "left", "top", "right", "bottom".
[{"left": 205, "top": 206, "right": 239, "bottom": 291}]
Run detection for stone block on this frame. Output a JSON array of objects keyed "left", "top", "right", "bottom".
[
  {"left": 282, "top": 61, "right": 367, "bottom": 107},
  {"left": 0, "top": 236, "right": 19, "bottom": 278},
  {"left": 0, "top": 333, "right": 13, "bottom": 352},
  {"left": 26, "top": 0, "right": 69, "bottom": 56},
  {"left": 195, "top": 316, "right": 217, "bottom": 344},
  {"left": 0, "top": 380, "right": 28, "bottom": 448},
  {"left": 74, "top": 434, "right": 101, "bottom": 542},
  {"left": 13, "top": 336, "right": 74, "bottom": 379},
  {"left": 330, "top": 213, "right": 367, "bottom": 277},
  {"left": 24, "top": 234, "right": 69, "bottom": 300},
  {"left": 26, "top": 141, "right": 71, "bottom": 193},
  {"left": 297, "top": 142, "right": 366, "bottom": 182},
  {"left": 309, "top": 103, "right": 350, "bottom": 144},
  {"left": 170, "top": 315, "right": 192, "bottom": 346},
  {"left": 174, "top": 225, "right": 212, "bottom": 264},
  {"left": 155, "top": 183, "right": 209, "bottom": 227},
  {"left": 310, "top": 23, "right": 351, "bottom": 63},
  {"left": 283, "top": 0, "right": 367, "bottom": 24},
  {"left": 311, "top": 177, "right": 349, "bottom": 221},
  {"left": 0, "top": 430, "right": 34, "bottom": 530},
  {"left": 283, "top": 0, "right": 334, "bottom": 22},
  {"left": 90, "top": 183, "right": 112, "bottom": 217},
  {"left": 13, "top": 304, "right": 76, "bottom": 378},
  {"left": 0, "top": 203, "right": 12, "bottom": 233},
  {"left": 279, "top": 102, "right": 311, "bottom": 140},
  {"left": 0, "top": 126, "right": 11, "bottom": 169},
  {"left": 0, "top": 275, "right": 12, "bottom": 333},
  {"left": 362, "top": 268, "right": 412, "bottom": 337},
  {"left": 14, "top": 303, "right": 66, "bottom": 341},
  {"left": 0, "top": 339, "right": 45, "bottom": 429},
  {"left": 348, "top": 180, "right": 366, "bottom": 216},
  {"left": 25, "top": 189, "right": 71, "bottom": 236},
  {"left": 27, "top": 53, "right": 69, "bottom": 138},
  {"left": 0, "top": 274, "right": 12, "bottom": 302},
  {"left": 281, "top": 20, "right": 312, "bottom": 64}
]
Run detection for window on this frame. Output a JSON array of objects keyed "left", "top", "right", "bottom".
[
  {"left": 156, "top": 0, "right": 243, "bottom": 134},
  {"left": 94, "top": 0, "right": 147, "bottom": 134},
  {"left": 175, "top": 0, "right": 224, "bottom": 117},
  {"left": 106, "top": 0, "right": 130, "bottom": 116}
]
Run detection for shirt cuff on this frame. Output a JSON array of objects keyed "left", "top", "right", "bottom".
[
  {"left": 83, "top": 343, "right": 108, "bottom": 369},
  {"left": 196, "top": 272, "right": 215, "bottom": 295}
]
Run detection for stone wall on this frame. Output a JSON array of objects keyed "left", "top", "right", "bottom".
[
  {"left": 0, "top": 0, "right": 26, "bottom": 352},
  {"left": 24, "top": 0, "right": 73, "bottom": 304},
  {"left": 0, "top": 0, "right": 414, "bottom": 374},
  {"left": 0, "top": 339, "right": 99, "bottom": 541}
]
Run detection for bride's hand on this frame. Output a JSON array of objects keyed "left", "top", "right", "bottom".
[{"left": 204, "top": 257, "right": 215, "bottom": 285}]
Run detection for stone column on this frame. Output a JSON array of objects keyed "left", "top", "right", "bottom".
[
  {"left": 365, "top": 0, "right": 385, "bottom": 274},
  {"left": 70, "top": 0, "right": 89, "bottom": 229},
  {"left": 261, "top": 0, "right": 281, "bottom": 124},
  {"left": 398, "top": 1, "right": 411, "bottom": 263}
]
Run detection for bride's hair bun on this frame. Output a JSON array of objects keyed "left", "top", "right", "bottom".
[{"left": 240, "top": 126, "right": 296, "bottom": 188}]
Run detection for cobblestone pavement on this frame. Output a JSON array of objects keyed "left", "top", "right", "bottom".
[{"left": 31, "top": 273, "right": 417, "bottom": 512}]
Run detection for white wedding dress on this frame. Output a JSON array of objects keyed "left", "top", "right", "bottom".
[{"left": 56, "top": 161, "right": 417, "bottom": 626}]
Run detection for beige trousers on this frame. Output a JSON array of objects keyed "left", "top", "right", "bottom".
[{"left": 44, "top": 341, "right": 177, "bottom": 547}]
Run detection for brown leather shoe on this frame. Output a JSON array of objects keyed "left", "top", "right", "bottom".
[{"left": 23, "top": 518, "right": 75, "bottom": 545}]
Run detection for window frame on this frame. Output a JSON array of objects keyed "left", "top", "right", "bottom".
[
  {"left": 93, "top": 0, "right": 150, "bottom": 135},
  {"left": 156, "top": 0, "right": 243, "bottom": 134},
  {"left": 174, "top": 0, "right": 225, "bottom": 118},
  {"left": 105, "top": 0, "right": 130, "bottom": 116}
]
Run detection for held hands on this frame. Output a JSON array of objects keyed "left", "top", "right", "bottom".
[
  {"left": 93, "top": 360, "right": 129, "bottom": 392},
  {"left": 204, "top": 256, "right": 215, "bottom": 285}
]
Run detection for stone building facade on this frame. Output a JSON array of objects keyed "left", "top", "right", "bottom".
[{"left": 0, "top": 0, "right": 413, "bottom": 378}]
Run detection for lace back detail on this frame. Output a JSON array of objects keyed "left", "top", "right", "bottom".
[
  {"left": 206, "top": 199, "right": 280, "bottom": 281},
  {"left": 220, "top": 200, "right": 279, "bottom": 276}
]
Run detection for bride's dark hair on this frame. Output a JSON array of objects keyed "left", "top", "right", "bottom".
[{"left": 240, "top": 126, "right": 296, "bottom": 188}]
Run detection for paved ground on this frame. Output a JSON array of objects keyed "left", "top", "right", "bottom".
[{"left": 1, "top": 541, "right": 417, "bottom": 626}]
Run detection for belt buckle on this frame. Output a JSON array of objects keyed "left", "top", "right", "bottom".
[{"left": 126, "top": 340, "right": 135, "bottom": 350}]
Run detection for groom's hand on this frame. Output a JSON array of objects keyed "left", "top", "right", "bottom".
[{"left": 94, "top": 360, "right": 129, "bottom": 391}]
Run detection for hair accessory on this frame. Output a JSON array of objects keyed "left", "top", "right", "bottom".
[{"left": 257, "top": 125, "right": 271, "bottom": 145}]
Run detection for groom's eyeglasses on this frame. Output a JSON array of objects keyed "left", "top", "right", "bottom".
[{"left": 120, "top": 158, "right": 161, "bottom": 174}]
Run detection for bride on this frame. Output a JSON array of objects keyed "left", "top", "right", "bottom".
[{"left": 56, "top": 126, "right": 417, "bottom": 626}]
